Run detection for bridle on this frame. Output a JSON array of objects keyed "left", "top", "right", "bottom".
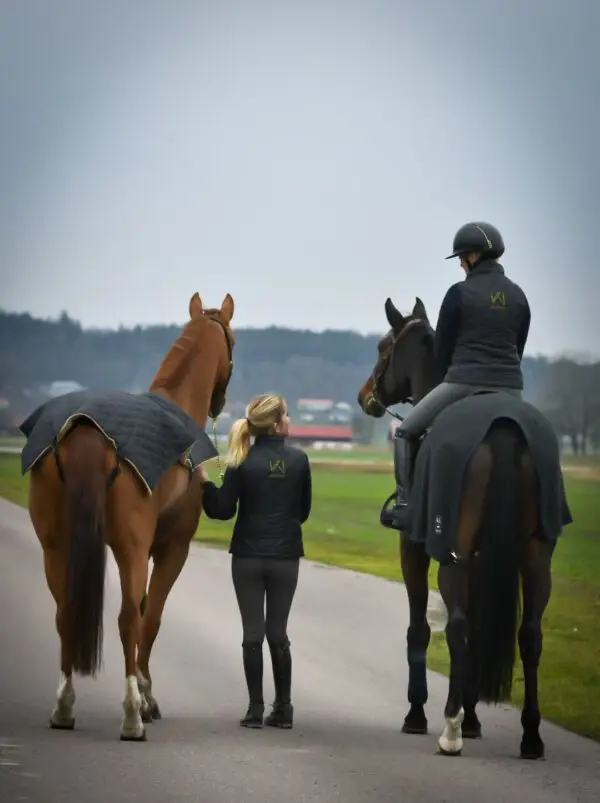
[
  {"left": 365, "top": 329, "right": 411, "bottom": 420},
  {"left": 205, "top": 313, "right": 234, "bottom": 478},
  {"left": 364, "top": 317, "right": 434, "bottom": 419}
]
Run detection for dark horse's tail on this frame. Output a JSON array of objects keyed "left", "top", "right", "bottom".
[
  {"left": 476, "top": 419, "right": 525, "bottom": 704},
  {"left": 61, "top": 423, "right": 109, "bottom": 677}
]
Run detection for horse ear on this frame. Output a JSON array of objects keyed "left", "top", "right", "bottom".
[
  {"left": 220, "top": 293, "right": 234, "bottom": 325},
  {"left": 189, "top": 292, "right": 203, "bottom": 320},
  {"left": 412, "top": 296, "right": 429, "bottom": 321},
  {"left": 385, "top": 297, "right": 405, "bottom": 330}
]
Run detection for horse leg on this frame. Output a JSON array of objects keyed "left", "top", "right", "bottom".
[
  {"left": 399, "top": 535, "right": 431, "bottom": 735},
  {"left": 462, "top": 559, "right": 482, "bottom": 739},
  {"left": 436, "top": 445, "right": 491, "bottom": 756},
  {"left": 437, "top": 557, "right": 469, "bottom": 755},
  {"left": 518, "top": 537, "right": 553, "bottom": 760},
  {"left": 43, "top": 546, "right": 76, "bottom": 730},
  {"left": 137, "top": 539, "right": 191, "bottom": 721},
  {"left": 114, "top": 543, "right": 150, "bottom": 742}
]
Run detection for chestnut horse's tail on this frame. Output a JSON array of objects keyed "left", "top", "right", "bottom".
[{"left": 61, "top": 424, "right": 109, "bottom": 677}]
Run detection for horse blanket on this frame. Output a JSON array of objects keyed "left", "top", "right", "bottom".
[
  {"left": 20, "top": 389, "right": 218, "bottom": 493},
  {"left": 393, "top": 392, "right": 573, "bottom": 563}
]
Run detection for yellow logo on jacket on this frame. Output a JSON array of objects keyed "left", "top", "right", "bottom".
[
  {"left": 268, "top": 459, "right": 286, "bottom": 477},
  {"left": 490, "top": 291, "right": 507, "bottom": 307}
]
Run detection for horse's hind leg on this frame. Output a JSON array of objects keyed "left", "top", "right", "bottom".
[
  {"left": 113, "top": 539, "right": 151, "bottom": 742},
  {"left": 462, "top": 559, "right": 482, "bottom": 739},
  {"left": 519, "top": 536, "right": 553, "bottom": 760},
  {"left": 43, "top": 546, "right": 77, "bottom": 730},
  {"left": 399, "top": 535, "right": 431, "bottom": 735},
  {"left": 437, "top": 444, "right": 491, "bottom": 756},
  {"left": 137, "top": 538, "right": 191, "bottom": 721}
]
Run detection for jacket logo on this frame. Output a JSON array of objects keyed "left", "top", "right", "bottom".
[
  {"left": 268, "top": 459, "right": 286, "bottom": 477},
  {"left": 490, "top": 291, "right": 507, "bottom": 307}
]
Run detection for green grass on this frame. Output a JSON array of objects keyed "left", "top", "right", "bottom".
[{"left": 1, "top": 451, "right": 598, "bottom": 741}]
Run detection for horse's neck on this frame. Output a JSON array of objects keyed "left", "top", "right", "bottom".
[{"left": 152, "top": 356, "right": 218, "bottom": 429}]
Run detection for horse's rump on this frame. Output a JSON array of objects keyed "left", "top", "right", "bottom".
[
  {"left": 408, "top": 392, "right": 573, "bottom": 562},
  {"left": 20, "top": 389, "right": 217, "bottom": 493}
]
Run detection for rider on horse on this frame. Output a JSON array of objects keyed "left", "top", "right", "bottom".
[{"left": 392, "top": 222, "right": 532, "bottom": 530}]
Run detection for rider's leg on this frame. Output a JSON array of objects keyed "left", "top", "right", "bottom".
[{"left": 392, "top": 383, "right": 477, "bottom": 529}]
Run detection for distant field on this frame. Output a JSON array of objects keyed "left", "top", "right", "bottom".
[{"left": 0, "top": 448, "right": 598, "bottom": 740}]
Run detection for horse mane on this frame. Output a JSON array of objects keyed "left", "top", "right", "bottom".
[{"left": 150, "top": 308, "right": 223, "bottom": 391}]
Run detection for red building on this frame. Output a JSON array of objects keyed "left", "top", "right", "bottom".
[{"left": 287, "top": 398, "right": 353, "bottom": 445}]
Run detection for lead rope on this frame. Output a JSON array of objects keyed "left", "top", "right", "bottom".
[{"left": 211, "top": 417, "right": 225, "bottom": 481}]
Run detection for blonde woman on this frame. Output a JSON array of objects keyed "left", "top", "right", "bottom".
[{"left": 199, "top": 393, "right": 312, "bottom": 730}]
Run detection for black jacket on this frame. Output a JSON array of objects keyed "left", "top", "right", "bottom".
[
  {"left": 201, "top": 434, "right": 312, "bottom": 559},
  {"left": 435, "top": 261, "right": 531, "bottom": 389}
]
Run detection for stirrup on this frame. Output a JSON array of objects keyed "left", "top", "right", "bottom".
[{"left": 380, "top": 492, "right": 410, "bottom": 531}]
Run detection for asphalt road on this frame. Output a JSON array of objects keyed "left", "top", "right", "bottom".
[{"left": 1, "top": 498, "right": 598, "bottom": 803}]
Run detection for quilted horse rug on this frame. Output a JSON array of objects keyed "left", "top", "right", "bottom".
[
  {"left": 391, "top": 392, "right": 573, "bottom": 563},
  {"left": 20, "top": 389, "right": 218, "bottom": 492}
]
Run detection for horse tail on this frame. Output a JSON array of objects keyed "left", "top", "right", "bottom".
[
  {"left": 476, "top": 419, "right": 525, "bottom": 704},
  {"left": 60, "top": 424, "right": 109, "bottom": 677}
]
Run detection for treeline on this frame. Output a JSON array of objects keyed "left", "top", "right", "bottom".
[{"left": 1, "top": 309, "right": 598, "bottom": 451}]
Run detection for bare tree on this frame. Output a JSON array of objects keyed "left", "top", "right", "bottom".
[{"left": 542, "top": 358, "right": 600, "bottom": 454}]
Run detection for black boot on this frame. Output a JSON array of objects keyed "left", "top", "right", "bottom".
[
  {"left": 240, "top": 642, "right": 264, "bottom": 728},
  {"left": 264, "top": 641, "right": 294, "bottom": 729},
  {"left": 390, "top": 433, "right": 419, "bottom": 532}
]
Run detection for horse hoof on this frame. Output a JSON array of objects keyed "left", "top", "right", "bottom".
[
  {"left": 437, "top": 744, "right": 462, "bottom": 757},
  {"left": 120, "top": 729, "right": 147, "bottom": 742},
  {"left": 401, "top": 720, "right": 428, "bottom": 735},
  {"left": 520, "top": 740, "right": 545, "bottom": 760},
  {"left": 401, "top": 707, "right": 428, "bottom": 735},
  {"left": 462, "top": 724, "right": 482, "bottom": 739},
  {"left": 141, "top": 708, "right": 153, "bottom": 724},
  {"left": 148, "top": 701, "right": 162, "bottom": 720},
  {"left": 49, "top": 717, "right": 75, "bottom": 730}
]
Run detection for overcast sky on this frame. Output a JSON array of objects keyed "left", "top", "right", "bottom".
[{"left": 1, "top": 0, "right": 599, "bottom": 358}]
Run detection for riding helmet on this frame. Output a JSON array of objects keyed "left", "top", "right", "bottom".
[{"left": 445, "top": 222, "right": 505, "bottom": 260}]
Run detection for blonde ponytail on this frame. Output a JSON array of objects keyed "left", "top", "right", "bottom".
[
  {"left": 225, "top": 392, "right": 287, "bottom": 468},
  {"left": 226, "top": 417, "right": 251, "bottom": 467}
]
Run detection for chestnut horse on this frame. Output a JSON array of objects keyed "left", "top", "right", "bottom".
[
  {"left": 357, "top": 296, "right": 559, "bottom": 760},
  {"left": 27, "top": 292, "right": 235, "bottom": 741}
]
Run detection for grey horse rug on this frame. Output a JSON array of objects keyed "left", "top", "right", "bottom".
[
  {"left": 19, "top": 389, "right": 218, "bottom": 493},
  {"left": 387, "top": 392, "right": 573, "bottom": 563}
]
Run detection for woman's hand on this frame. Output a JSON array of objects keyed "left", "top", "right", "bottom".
[{"left": 198, "top": 464, "right": 210, "bottom": 484}]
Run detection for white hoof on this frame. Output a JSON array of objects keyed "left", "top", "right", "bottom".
[
  {"left": 50, "top": 673, "right": 76, "bottom": 730},
  {"left": 437, "top": 708, "right": 464, "bottom": 756},
  {"left": 49, "top": 709, "right": 75, "bottom": 730},
  {"left": 120, "top": 675, "right": 146, "bottom": 742}
]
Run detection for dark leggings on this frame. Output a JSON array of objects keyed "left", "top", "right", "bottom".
[{"left": 231, "top": 556, "right": 300, "bottom": 646}]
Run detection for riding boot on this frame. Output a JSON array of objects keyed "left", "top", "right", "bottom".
[
  {"left": 391, "top": 434, "right": 419, "bottom": 531},
  {"left": 240, "top": 642, "right": 265, "bottom": 728},
  {"left": 264, "top": 640, "right": 294, "bottom": 729}
]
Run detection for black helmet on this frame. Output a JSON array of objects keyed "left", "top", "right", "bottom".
[{"left": 445, "top": 222, "right": 505, "bottom": 260}]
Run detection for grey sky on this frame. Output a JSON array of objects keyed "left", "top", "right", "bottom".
[{"left": 1, "top": 0, "right": 599, "bottom": 358}]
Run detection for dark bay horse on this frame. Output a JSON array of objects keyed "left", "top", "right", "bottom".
[
  {"left": 357, "top": 296, "right": 557, "bottom": 759},
  {"left": 27, "top": 292, "right": 235, "bottom": 741}
]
